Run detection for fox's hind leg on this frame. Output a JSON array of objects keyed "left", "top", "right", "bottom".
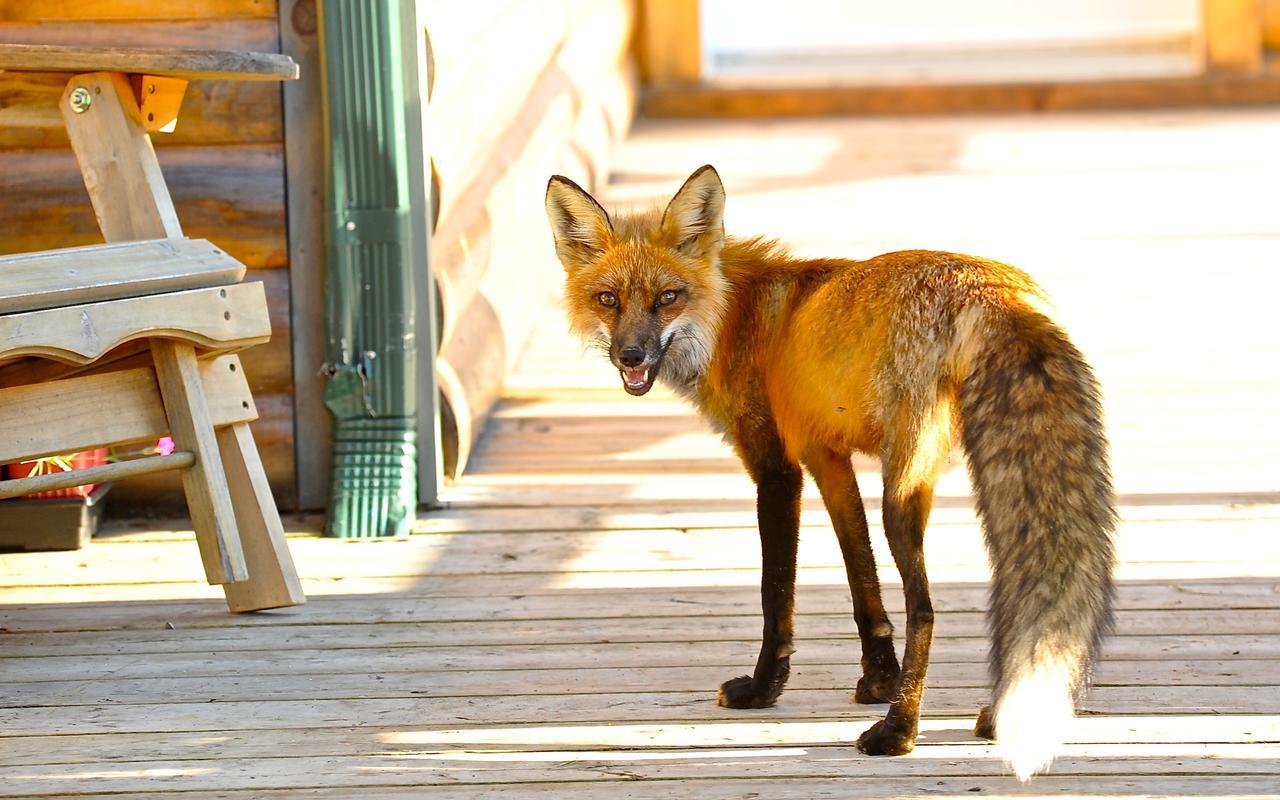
[
  {"left": 857, "top": 402, "right": 951, "bottom": 756},
  {"left": 805, "top": 446, "right": 900, "bottom": 703},
  {"left": 718, "top": 429, "right": 802, "bottom": 709}
]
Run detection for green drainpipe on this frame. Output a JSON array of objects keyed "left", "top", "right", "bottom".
[{"left": 319, "top": 0, "right": 417, "bottom": 537}]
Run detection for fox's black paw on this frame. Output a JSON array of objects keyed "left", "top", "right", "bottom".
[
  {"left": 974, "top": 705, "right": 995, "bottom": 739},
  {"left": 856, "top": 719, "right": 916, "bottom": 756},
  {"left": 854, "top": 645, "right": 900, "bottom": 704},
  {"left": 717, "top": 675, "right": 780, "bottom": 709},
  {"left": 854, "top": 672, "right": 898, "bottom": 704}
]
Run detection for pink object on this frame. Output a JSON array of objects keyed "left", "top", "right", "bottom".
[{"left": 157, "top": 436, "right": 176, "bottom": 456}]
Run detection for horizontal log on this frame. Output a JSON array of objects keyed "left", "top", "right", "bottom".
[
  {"left": 0, "top": 1, "right": 277, "bottom": 21},
  {"left": 0, "top": 452, "right": 194, "bottom": 500},
  {"left": 0, "top": 18, "right": 279, "bottom": 51},
  {"left": 0, "top": 145, "right": 287, "bottom": 268},
  {"left": 0, "top": 69, "right": 282, "bottom": 148}
]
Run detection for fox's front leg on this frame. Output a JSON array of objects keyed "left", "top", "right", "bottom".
[{"left": 718, "top": 438, "right": 802, "bottom": 709}]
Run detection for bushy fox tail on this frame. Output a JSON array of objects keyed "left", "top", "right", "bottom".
[{"left": 959, "top": 309, "right": 1117, "bottom": 781}]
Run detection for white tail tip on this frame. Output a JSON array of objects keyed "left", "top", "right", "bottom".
[{"left": 994, "top": 661, "right": 1075, "bottom": 781}]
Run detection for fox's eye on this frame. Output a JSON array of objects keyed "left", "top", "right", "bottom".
[
  {"left": 598, "top": 291, "right": 618, "bottom": 308},
  {"left": 658, "top": 289, "right": 678, "bottom": 306}
]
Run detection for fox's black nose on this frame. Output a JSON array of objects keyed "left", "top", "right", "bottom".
[{"left": 620, "top": 347, "right": 645, "bottom": 367}]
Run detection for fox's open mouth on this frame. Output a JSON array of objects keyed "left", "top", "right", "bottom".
[
  {"left": 620, "top": 365, "right": 658, "bottom": 396},
  {"left": 618, "top": 347, "right": 668, "bottom": 397}
]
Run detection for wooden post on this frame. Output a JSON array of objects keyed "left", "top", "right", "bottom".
[
  {"left": 639, "top": 0, "right": 701, "bottom": 85},
  {"left": 59, "top": 69, "right": 248, "bottom": 585},
  {"left": 1203, "top": 0, "right": 1264, "bottom": 72}
]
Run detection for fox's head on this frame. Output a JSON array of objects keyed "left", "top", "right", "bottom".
[{"left": 544, "top": 165, "right": 728, "bottom": 396}]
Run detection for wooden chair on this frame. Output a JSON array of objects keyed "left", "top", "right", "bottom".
[{"left": 0, "top": 45, "right": 305, "bottom": 612}]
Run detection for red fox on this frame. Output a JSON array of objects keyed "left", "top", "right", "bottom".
[{"left": 545, "top": 165, "right": 1116, "bottom": 780}]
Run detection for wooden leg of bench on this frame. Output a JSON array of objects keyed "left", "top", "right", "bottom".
[
  {"left": 219, "top": 422, "right": 306, "bottom": 612},
  {"left": 151, "top": 339, "right": 248, "bottom": 584}
]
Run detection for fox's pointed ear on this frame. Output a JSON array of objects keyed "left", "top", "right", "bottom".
[
  {"left": 661, "top": 165, "right": 725, "bottom": 261},
  {"left": 545, "top": 175, "right": 614, "bottom": 272}
]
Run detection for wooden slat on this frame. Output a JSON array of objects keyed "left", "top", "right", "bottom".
[
  {"left": 1, "top": 632, "right": 1270, "bottom": 686},
  {"left": 0, "top": 237, "right": 244, "bottom": 314},
  {"left": 0, "top": 43, "right": 297, "bottom": 81},
  {"left": 2, "top": 686, "right": 1277, "bottom": 738},
  {"left": 1, "top": 742, "right": 1278, "bottom": 797},
  {"left": 21, "top": 777, "right": 1279, "bottom": 800},
  {"left": 0, "top": 607, "right": 1273, "bottom": 659},
  {"left": 0, "top": 715, "right": 1274, "bottom": 770},
  {"left": 0, "top": 452, "right": 193, "bottom": 500},
  {"left": 0, "top": 353, "right": 256, "bottom": 464},
  {"left": 0, "top": 282, "right": 271, "bottom": 364},
  {"left": 4, "top": 659, "right": 1270, "bottom": 710}
]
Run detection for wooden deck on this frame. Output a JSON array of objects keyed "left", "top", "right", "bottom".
[{"left": 3, "top": 109, "right": 1280, "bottom": 797}]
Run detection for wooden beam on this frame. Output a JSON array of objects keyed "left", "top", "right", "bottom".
[
  {"left": 59, "top": 71, "right": 182, "bottom": 241},
  {"left": 1203, "top": 0, "right": 1264, "bottom": 73},
  {"left": 0, "top": 43, "right": 297, "bottom": 81},
  {"left": 641, "top": 69, "right": 1280, "bottom": 117},
  {"left": 151, "top": 339, "right": 248, "bottom": 584},
  {"left": 0, "top": 354, "right": 257, "bottom": 465},
  {"left": 0, "top": 238, "right": 244, "bottom": 315},
  {"left": 638, "top": 0, "right": 700, "bottom": 84},
  {"left": 219, "top": 422, "right": 306, "bottom": 612}
]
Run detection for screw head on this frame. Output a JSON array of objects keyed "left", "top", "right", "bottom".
[
  {"left": 69, "top": 87, "right": 92, "bottom": 113},
  {"left": 344, "top": 221, "right": 356, "bottom": 231}
]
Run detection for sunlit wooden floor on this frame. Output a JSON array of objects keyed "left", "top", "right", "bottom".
[{"left": 3, "top": 108, "right": 1280, "bottom": 797}]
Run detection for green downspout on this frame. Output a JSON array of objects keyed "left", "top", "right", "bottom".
[{"left": 319, "top": 0, "right": 417, "bottom": 536}]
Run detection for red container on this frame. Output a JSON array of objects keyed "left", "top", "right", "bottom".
[{"left": 5, "top": 449, "right": 110, "bottom": 499}]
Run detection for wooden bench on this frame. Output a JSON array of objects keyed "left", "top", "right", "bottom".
[{"left": 0, "top": 45, "right": 304, "bottom": 612}]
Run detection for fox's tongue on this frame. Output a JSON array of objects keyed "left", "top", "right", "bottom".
[{"left": 622, "top": 368, "right": 648, "bottom": 389}]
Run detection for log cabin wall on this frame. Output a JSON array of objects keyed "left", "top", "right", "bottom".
[{"left": 0, "top": 1, "right": 297, "bottom": 509}]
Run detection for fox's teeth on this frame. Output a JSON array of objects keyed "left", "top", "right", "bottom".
[{"left": 623, "top": 368, "right": 648, "bottom": 388}]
